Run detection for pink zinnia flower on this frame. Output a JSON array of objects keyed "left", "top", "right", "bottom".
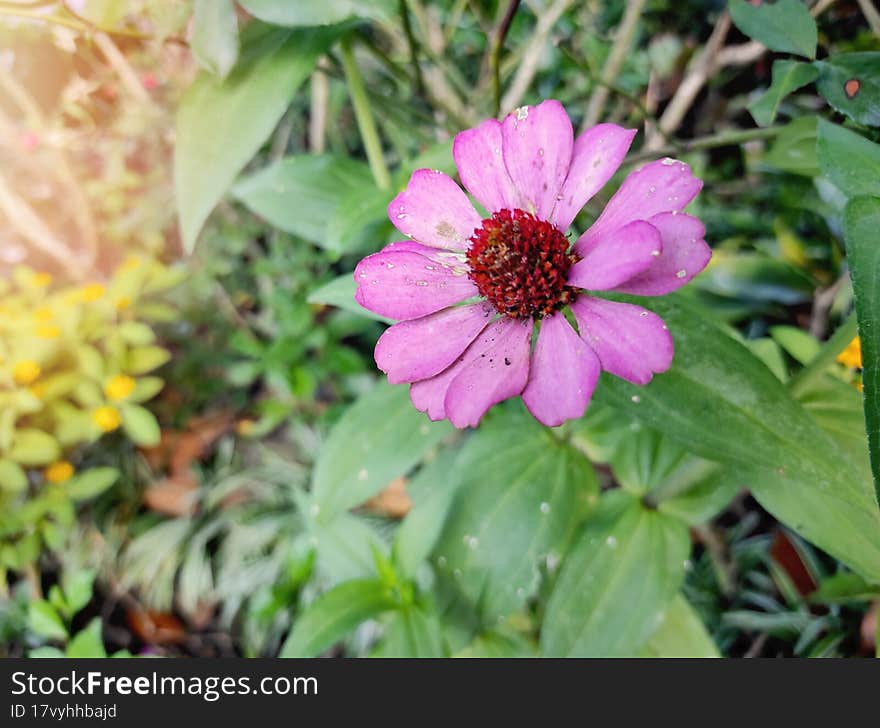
[{"left": 354, "top": 100, "right": 710, "bottom": 428}]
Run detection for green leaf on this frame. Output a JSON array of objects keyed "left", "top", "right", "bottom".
[
  {"left": 175, "top": 24, "right": 347, "bottom": 252},
  {"left": 239, "top": 0, "right": 394, "bottom": 26},
  {"left": 280, "top": 578, "right": 396, "bottom": 657},
  {"left": 62, "top": 570, "right": 95, "bottom": 615},
  {"left": 307, "top": 275, "right": 392, "bottom": 322},
  {"left": 66, "top": 467, "right": 119, "bottom": 501},
  {"left": 374, "top": 607, "right": 446, "bottom": 657},
  {"left": 729, "top": 0, "right": 817, "bottom": 59},
  {"left": 393, "top": 451, "right": 459, "bottom": 579},
  {"left": 311, "top": 382, "right": 452, "bottom": 519},
  {"left": 0, "top": 458, "right": 28, "bottom": 492},
  {"left": 817, "top": 120, "right": 880, "bottom": 198},
  {"left": 593, "top": 295, "right": 880, "bottom": 581},
  {"left": 639, "top": 595, "right": 720, "bottom": 657},
  {"left": 232, "top": 155, "right": 374, "bottom": 251},
  {"left": 609, "top": 426, "right": 688, "bottom": 496},
  {"left": 28, "top": 646, "right": 65, "bottom": 658},
  {"left": 117, "top": 322, "right": 156, "bottom": 346},
  {"left": 434, "top": 407, "right": 599, "bottom": 621},
  {"left": 763, "top": 116, "right": 819, "bottom": 176},
  {"left": 809, "top": 572, "right": 880, "bottom": 604},
  {"left": 695, "top": 253, "right": 814, "bottom": 305},
  {"left": 815, "top": 52, "right": 880, "bottom": 127},
  {"left": 66, "top": 619, "right": 107, "bottom": 658},
  {"left": 769, "top": 325, "right": 820, "bottom": 364},
  {"left": 749, "top": 60, "right": 818, "bottom": 126},
  {"left": 191, "top": 0, "right": 239, "bottom": 79},
  {"left": 7, "top": 429, "right": 60, "bottom": 466},
  {"left": 28, "top": 600, "right": 68, "bottom": 641},
  {"left": 121, "top": 405, "right": 162, "bottom": 447},
  {"left": 844, "top": 196, "right": 880, "bottom": 492},
  {"left": 541, "top": 491, "right": 689, "bottom": 657},
  {"left": 126, "top": 346, "right": 171, "bottom": 375}
]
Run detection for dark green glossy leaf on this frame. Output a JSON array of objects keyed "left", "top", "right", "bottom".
[
  {"left": 844, "top": 196, "right": 880, "bottom": 492},
  {"left": 817, "top": 120, "right": 880, "bottom": 198},
  {"left": 729, "top": 0, "right": 817, "bottom": 59},
  {"left": 749, "top": 60, "right": 818, "bottom": 126},
  {"left": 541, "top": 491, "right": 689, "bottom": 656},
  {"left": 815, "top": 52, "right": 880, "bottom": 127}
]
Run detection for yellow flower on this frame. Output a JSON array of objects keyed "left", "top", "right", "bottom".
[
  {"left": 121, "top": 255, "right": 142, "bottom": 271},
  {"left": 104, "top": 375, "right": 136, "bottom": 401},
  {"left": 44, "top": 461, "right": 74, "bottom": 484},
  {"left": 115, "top": 296, "right": 132, "bottom": 311},
  {"left": 32, "top": 272, "right": 53, "bottom": 288},
  {"left": 36, "top": 323, "right": 61, "bottom": 339},
  {"left": 29, "top": 382, "right": 46, "bottom": 399},
  {"left": 34, "top": 307, "right": 54, "bottom": 322},
  {"left": 236, "top": 419, "right": 256, "bottom": 436},
  {"left": 13, "top": 360, "right": 41, "bottom": 385},
  {"left": 81, "top": 283, "right": 106, "bottom": 302},
  {"left": 93, "top": 405, "right": 122, "bottom": 432},
  {"left": 837, "top": 337, "right": 862, "bottom": 370}
]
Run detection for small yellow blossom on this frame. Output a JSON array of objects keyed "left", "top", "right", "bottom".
[
  {"left": 32, "top": 272, "right": 53, "bottom": 288},
  {"left": 104, "top": 375, "right": 136, "bottom": 401},
  {"left": 36, "top": 323, "right": 61, "bottom": 339},
  {"left": 34, "top": 307, "right": 54, "bottom": 322},
  {"left": 93, "top": 405, "right": 122, "bottom": 432},
  {"left": 81, "top": 283, "right": 106, "bottom": 302},
  {"left": 236, "top": 419, "right": 256, "bottom": 436},
  {"left": 29, "top": 382, "right": 47, "bottom": 399},
  {"left": 13, "top": 360, "right": 41, "bottom": 385},
  {"left": 115, "top": 296, "right": 132, "bottom": 311},
  {"left": 121, "top": 255, "right": 142, "bottom": 271},
  {"left": 837, "top": 337, "right": 862, "bottom": 370},
  {"left": 45, "top": 461, "right": 74, "bottom": 484}
]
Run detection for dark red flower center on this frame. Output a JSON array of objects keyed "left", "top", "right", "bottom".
[{"left": 466, "top": 208, "right": 578, "bottom": 319}]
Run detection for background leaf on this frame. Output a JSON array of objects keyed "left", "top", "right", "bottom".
[
  {"left": 817, "top": 119, "right": 880, "bottom": 199},
  {"left": 239, "top": 0, "right": 395, "bottom": 27},
  {"left": 639, "top": 595, "right": 720, "bottom": 657},
  {"left": 728, "top": 0, "right": 817, "bottom": 59},
  {"left": 815, "top": 53, "right": 880, "bottom": 127},
  {"left": 749, "top": 60, "right": 818, "bottom": 126},
  {"left": 191, "top": 0, "right": 239, "bottom": 79}
]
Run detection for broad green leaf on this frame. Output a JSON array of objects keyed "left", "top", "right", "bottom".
[
  {"left": 844, "top": 196, "right": 880, "bottom": 491},
  {"left": 815, "top": 52, "right": 880, "bottom": 127},
  {"left": 28, "top": 600, "right": 68, "bottom": 641},
  {"left": 306, "top": 510, "right": 387, "bottom": 585},
  {"left": 434, "top": 407, "right": 598, "bottom": 621},
  {"left": 695, "top": 253, "right": 814, "bottom": 305},
  {"left": 817, "top": 120, "right": 880, "bottom": 198},
  {"left": 28, "top": 646, "right": 65, "bottom": 658},
  {"left": 62, "top": 570, "right": 95, "bottom": 615},
  {"left": 191, "top": 0, "right": 239, "bottom": 79},
  {"left": 374, "top": 607, "right": 445, "bottom": 657},
  {"left": 649, "top": 458, "right": 740, "bottom": 526},
  {"left": 729, "top": 0, "right": 817, "bottom": 59},
  {"left": 232, "top": 155, "right": 374, "bottom": 251},
  {"left": 0, "top": 458, "right": 27, "bottom": 492},
  {"left": 307, "top": 275, "right": 392, "bottom": 322},
  {"left": 769, "top": 325, "right": 820, "bottom": 364},
  {"left": 639, "top": 595, "right": 719, "bottom": 657},
  {"left": 541, "top": 491, "right": 689, "bottom": 657},
  {"left": 175, "top": 24, "right": 347, "bottom": 252},
  {"left": 239, "top": 0, "right": 394, "bottom": 26},
  {"left": 593, "top": 295, "right": 880, "bottom": 581},
  {"left": 323, "top": 184, "right": 394, "bottom": 255},
  {"left": 609, "top": 426, "right": 688, "bottom": 496},
  {"left": 280, "top": 579, "right": 396, "bottom": 657},
  {"left": 809, "top": 572, "right": 880, "bottom": 604},
  {"left": 311, "top": 382, "right": 452, "bottom": 519},
  {"left": 393, "top": 451, "right": 459, "bottom": 579},
  {"left": 121, "top": 405, "right": 162, "bottom": 447},
  {"left": 749, "top": 60, "right": 818, "bottom": 126},
  {"left": 763, "top": 116, "right": 819, "bottom": 176},
  {"left": 456, "top": 629, "right": 537, "bottom": 657},
  {"left": 7, "top": 429, "right": 60, "bottom": 466},
  {"left": 66, "top": 619, "right": 107, "bottom": 658},
  {"left": 66, "top": 467, "right": 119, "bottom": 501}
]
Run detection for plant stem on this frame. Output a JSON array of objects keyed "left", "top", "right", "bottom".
[
  {"left": 788, "top": 311, "right": 859, "bottom": 397},
  {"left": 490, "top": 0, "right": 521, "bottom": 116},
  {"left": 339, "top": 39, "right": 392, "bottom": 191},
  {"left": 626, "top": 125, "right": 784, "bottom": 165}
]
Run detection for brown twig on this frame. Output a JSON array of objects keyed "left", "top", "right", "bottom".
[{"left": 489, "top": 0, "right": 522, "bottom": 116}]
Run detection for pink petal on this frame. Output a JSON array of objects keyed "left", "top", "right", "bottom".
[
  {"left": 571, "top": 297, "right": 673, "bottom": 386},
  {"left": 614, "top": 212, "right": 711, "bottom": 296},
  {"left": 522, "top": 312, "right": 600, "bottom": 427},
  {"left": 443, "top": 317, "right": 532, "bottom": 428},
  {"left": 379, "top": 240, "right": 469, "bottom": 266},
  {"left": 410, "top": 363, "right": 462, "bottom": 421},
  {"left": 375, "top": 302, "right": 495, "bottom": 384},
  {"left": 354, "top": 250, "right": 478, "bottom": 321},
  {"left": 501, "top": 100, "right": 573, "bottom": 220},
  {"left": 453, "top": 118, "right": 521, "bottom": 213},
  {"left": 551, "top": 124, "right": 637, "bottom": 232},
  {"left": 576, "top": 158, "right": 702, "bottom": 254},
  {"left": 388, "top": 169, "right": 482, "bottom": 250},
  {"left": 566, "top": 220, "right": 662, "bottom": 292}
]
